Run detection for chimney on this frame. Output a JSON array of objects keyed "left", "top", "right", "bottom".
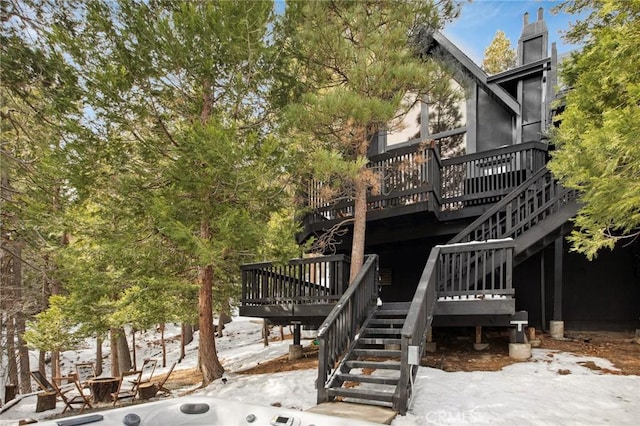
[{"left": 517, "top": 8, "right": 549, "bottom": 65}]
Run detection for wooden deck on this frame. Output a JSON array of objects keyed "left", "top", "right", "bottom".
[{"left": 300, "top": 141, "right": 548, "bottom": 241}]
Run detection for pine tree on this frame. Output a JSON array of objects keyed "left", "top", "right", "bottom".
[
  {"left": 482, "top": 30, "right": 516, "bottom": 74},
  {"left": 281, "top": 0, "right": 459, "bottom": 280},
  {"left": 548, "top": 0, "right": 640, "bottom": 258},
  {"left": 44, "top": 0, "right": 288, "bottom": 385}
]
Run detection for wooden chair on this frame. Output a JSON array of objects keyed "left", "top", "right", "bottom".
[
  {"left": 155, "top": 362, "right": 176, "bottom": 395},
  {"left": 111, "top": 370, "right": 142, "bottom": 406},
  {"left": 130, "top": 359, "right": 157, "bottom": 390},
  {"left": 30, "top": 371, "right": 92, "bottom": 414},
  {"left": 74, "top": 362, "right": 97, "bottom": 387}
]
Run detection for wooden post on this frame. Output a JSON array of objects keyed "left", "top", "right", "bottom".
[
  {"left": 553, "top": 237, "right": 563, "bottom": 320},
  {"left": 475, "top": 325, "right": 482, "bottom": 344},
  {"left": 540, "top": 252, "right": 546, "bottom": 331}
]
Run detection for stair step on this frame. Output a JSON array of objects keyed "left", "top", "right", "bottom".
[
  {"left": 363, "top": 328, "right": 402, "bottom": 335},
  {"left": 345, "top": 360, "right": 401, "bottom": 370},
  {"left": 369, "top": 318, "right": 406, "bottom": 325},
  {"left": 327, "top": 387, "right": 394, "bottom": 403},
  {"left": 374, "top": 309, "right": 409, "bottom": 317},
  {"left": 378, "top": 302, "right": 411, "bottom": 310},
  {"left": 358, "top": 338, "right": 401, "bottom": 346},
  {"left": 352, "top": 348, "right": 401, "bottom": 357},
  {"left": 338, "top": 373, "right": 399, "bottom": 386}
]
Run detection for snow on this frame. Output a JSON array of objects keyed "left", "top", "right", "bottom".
[{"left": 1, "top": 317, "right": 639, "bottom": 425}]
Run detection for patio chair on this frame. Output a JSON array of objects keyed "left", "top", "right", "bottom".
[
  {"left": 130, "top": 358, "right": 157, "bottom": 390},
  {"left": 111, "top": 370, "right": 142, "bottom": 406},
  {"left": 155, "top": 362, "right": 176, "bottom": 395},
  {"left": 30, "top": 371, "right": 92, "bottom": 414},
  {"left": 74, "top": 362, "right": 97, "bottom": 387}
]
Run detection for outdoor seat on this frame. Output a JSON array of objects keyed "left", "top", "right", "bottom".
[
  {"left": 111, "top": 370, "right": 142, "bottom": 406},
  {"left": 155, "top": 362, "right": 176, "bottom": 395},
  {"left": 30, "top": 371, "right": 92, "bottom": 414},
  {"left": 74, "top": 362, "right": 97, "bottom": 387},
  {"left": 130, "top": 358, "right": 157, "bottom": 389}
]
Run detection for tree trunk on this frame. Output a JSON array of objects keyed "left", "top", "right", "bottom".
[
  {"left": 13, "top": 245, "right": 31, "bottom": 393},
  {"left": 349, "top": 172, "right": 368, "bottom": 283},
  {"left": 180, "top": 324, "right": 193, "bottom": 362},
  {"left": 96, "top": 336, "right": 103, "bottom": 376},
  {"left": 110, "top": 329, "right": 119, "bottom": 378},
  {"left": 184, "top": 324, "right": 193, "bottom": 344},
  {"left": 197, "top": 221, "right": 224, "bottom": 386},
  {"left": 160, "top": 323, "right": 167, "bottom": 367},
  {"left": 38, "top": 351, "right": 45, "bottom": 377},
  {"left": 131, "top": 329, "right": 137, "bottom": 370},
  {"left": 262, "top": 319, "right": 269, "bottom": 347},
  {"left": 15, "top": 314, "right": 31, "bottom": 393},
  {"left": 51, "top": 351, "right": 60, "bottom": 382},
  {"left": 6, "top": 316, "right": 18, "bottom": 387},
  {"left": 117, "top": 330, "right": 132, "bottom": 373}
]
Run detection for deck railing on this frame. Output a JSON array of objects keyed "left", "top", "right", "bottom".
[
  {"left": 440, "top": 141, "right": 547, "bottom": 210},
  {"left": 302, "top": 141, "right": 548, "bottom": 224},
  {"left": 437, "top": 240, "right": 515, "bottom": 298},
  {"left": 316, "top": 255, "right": 379, "bottom": 404},
  {"left": 304, "top": 144, "right": 439, "bottom": 222},
  {"left": 240, "top": 255, "right": 350, "bottom": 306},
  {"left": 395, "top": 238, "right": 515, "bottom": 414}
]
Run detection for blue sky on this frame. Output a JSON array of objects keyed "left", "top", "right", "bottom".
[{"left": 443, "top": 0, "right": 588, "bottom": 64}]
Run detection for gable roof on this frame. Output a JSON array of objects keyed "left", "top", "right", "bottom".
[{"left": 425, "top": 31, "right": 520, "bottom": 116}]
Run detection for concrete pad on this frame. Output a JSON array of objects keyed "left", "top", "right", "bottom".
[{"left": 308, "top": 402, "right": 397, "bottom": 425}]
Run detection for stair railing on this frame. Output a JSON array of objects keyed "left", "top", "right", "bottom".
[
  {"left": 316, "top": 255, "right": 379, "bottom": 404},
  {"left": 394, "top": 246, "right": 439, "bottom": 414},
  {"left": 395, "top": 239, "right": 516, "bottom": 414},
  {"left": 450, "top": 167, "right": 577, "bottom": 245}
]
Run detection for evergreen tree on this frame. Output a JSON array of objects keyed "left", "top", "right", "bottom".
[
  {"left": 548, "top": 0, "right": 640, "bottom": 258},
  {"left": 482, "top": 30, "right": 516, "bottom": 74},
  {"left": 281, "top": 0, "right": 459, "bottom": 280},
  {"left": 44, "top": 0, "right": 288, "bottom": 385}
]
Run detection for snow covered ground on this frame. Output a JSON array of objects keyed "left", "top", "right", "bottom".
[{"left": 1, "top": 316, "right": 639, "bottom": 425}]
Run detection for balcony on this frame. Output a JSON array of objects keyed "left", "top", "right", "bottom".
[{"left": 300, "top": 141, "right": 548, "bottom": 238}]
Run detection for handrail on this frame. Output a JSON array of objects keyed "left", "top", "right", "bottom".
[
  {"left": 449, "top": 167, "right": 577, "bottom": 245},
  {"left": 316, "top": 255, "right": 379, "bottom": 404},
  {"left": 394, "top": 238, "right": 516, "bottom": 414},
  {"left": 394, "top": 246, "right": 439, "bottom": 413}
]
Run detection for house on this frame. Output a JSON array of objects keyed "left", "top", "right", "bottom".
[{"left": 239, "top": 9, "right": 640, "bottom": 414}]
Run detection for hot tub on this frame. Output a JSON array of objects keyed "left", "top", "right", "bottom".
[{"left": 36, "top": 396, "right": 381, "bottom": 426}]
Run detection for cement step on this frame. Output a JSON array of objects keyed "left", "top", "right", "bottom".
[
  {"left": 327, "top": 387, "right": 394, "bottom": 403},
  {"left": 345, "top": 360, "right": 401, "bottom": 370},
  {"left": 307, "top": 402, "right": 397, "bottom": 425},
  {"left": 338, "top": 373, "right": 399, "bottom": 386}
]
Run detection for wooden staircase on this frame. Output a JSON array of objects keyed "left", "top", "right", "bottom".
[
  {"left": 317, "top": 167, "right": 580, "bottom": 415},
  {"left": 326, "top": 302, "right": 410, "bottom": 408}
]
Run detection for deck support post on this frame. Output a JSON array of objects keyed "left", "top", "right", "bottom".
[
  {"left": 425, "top": 325, "right": 436, "bottom": 353},
  {"left": 550, "top": 237, "right": 564, "bottom": 339},
  {"left": 473, "top": 325, "right": 489, "bottom": 350},
  {"left": 540, "top": 252, "right": 546, "bottom": 331},
  {"left": 289, "top": 323, "right": 303, "bottom": 361}
]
